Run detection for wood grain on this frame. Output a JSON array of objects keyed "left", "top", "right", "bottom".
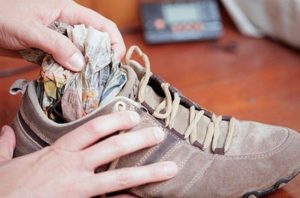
[{"left": 0, "top": 10, "right": 300, "bottom": 198}]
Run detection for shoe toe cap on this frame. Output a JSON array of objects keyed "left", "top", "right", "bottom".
[
  {"left": 203, "top": 127, "right": 300, "bottom": 197},
  {"left": 193, "top": 125, "right": 300, "bottom": 198}
]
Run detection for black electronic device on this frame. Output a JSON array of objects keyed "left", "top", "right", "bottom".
[{"left": 140, "top": 0, "right": 223, "bottom": 44}]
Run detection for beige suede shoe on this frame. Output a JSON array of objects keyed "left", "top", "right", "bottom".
[{"left": 11, "top": 46, "right": 300, "bottom": 198}]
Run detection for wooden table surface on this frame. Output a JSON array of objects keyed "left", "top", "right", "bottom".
[{"left": 1, "top": 16, "right": 300, "bottom": 197}]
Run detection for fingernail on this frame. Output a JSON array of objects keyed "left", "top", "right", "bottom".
[
  {"left": 69, "top": 52, "right": 85, "bottom": 70},
  {"left": 129, "top": 112, "right": 140, "bottom": 124},
  {"left": 154, "top": 128, "right": 165, "bottom": 142},
  {"left": 113, "top": 47, "right": 123, "bottom": 62},
  {"left": 163, "top": 162, "right": 178, "bottom": 178},
  {"left": 113, "top": 52, "right": 121, "bottom": 62}
]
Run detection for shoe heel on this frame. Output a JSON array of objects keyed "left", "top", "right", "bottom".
[{"left": 11, "top": 113, "right": 45, "bottom": 157}]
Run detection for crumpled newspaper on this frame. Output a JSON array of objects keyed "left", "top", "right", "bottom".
[{"left": 21, "top": 22, "right": 127, "bottom": 123}]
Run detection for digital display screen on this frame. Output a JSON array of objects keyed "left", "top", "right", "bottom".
[{"left": 162, "top": 3, "right": 200, "bottom": 24}]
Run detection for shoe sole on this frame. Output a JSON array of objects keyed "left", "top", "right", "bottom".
[{"left": 242, "top": 168, "right": 300, "bottom": 198}]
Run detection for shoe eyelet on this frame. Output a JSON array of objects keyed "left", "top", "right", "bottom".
[
  {"left": 115, "top": 101, "right": 127, "bottom": 112},
  {"left": 140, "top": 106, "right": 149, "bottom": 113}
]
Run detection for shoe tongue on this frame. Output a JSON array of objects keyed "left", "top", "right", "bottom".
[
  {"left": 124, "top": 61, "right": 230, "bottom": 153},
  {"left": 117, "top": 65, "right": 140, "bottom": 100}
]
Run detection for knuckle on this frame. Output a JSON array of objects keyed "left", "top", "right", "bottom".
[
  {"left": 116, "top": 169, "right": 134, "bottom": 188},
  {"left": 112, "top": 111, "right": 125, "bottom": 120},
  {"left": 112, "top": 111, "right": 132, "bottom": 125},
  {"left": 107, "top": 136, "right": 127, "bottom": 154},
  {"left": 84, "top": 120, "right": 100, "bottom": 136},
  {"left": 52, "top": 36, "right": 67, "bottom": 50},
  {"left": 148, "top": 166, "right": 161, "bottom": 179},
  {"left": 116, "top": 111, "right": 129, "bottom": 119}
]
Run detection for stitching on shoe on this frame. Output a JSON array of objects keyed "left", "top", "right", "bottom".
[
  {"left": 179, "top": 157, "right": 215, "bottom": 197},
  {"left": 214, "top": 129, "right": 292, "bottom": 160},
  {"left": 20, "top": 103, "right": 52, "bottom": 145},
  {"left": 112, "top": 105, "right": 160, "bottom": 168},
  {"left": 133, "top": 113, "right": 166, "bottom": 167},
  {"left": 150, "top": 142, "right": 193, "bottom": 197},
  {"left": 15, "top": 113, "right": 45, "bottom": 150},
  {"left": 17, "top": 112, "right": 48, "bottom": 148}
]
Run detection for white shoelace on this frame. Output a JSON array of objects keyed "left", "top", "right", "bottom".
[{"left": 125, "top": 46, "right": 236, "bottom": 153}]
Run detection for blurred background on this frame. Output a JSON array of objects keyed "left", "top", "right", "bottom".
[
  {"left": 0, "top": 1, "right": 300, "bottom": 196},
  {"left": 77, "top": 0, "right": 141, "bottom": 32}
]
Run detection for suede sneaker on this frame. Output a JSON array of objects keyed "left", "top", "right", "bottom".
[{"left": 10, "top": 46, "right": 300, "bottom": 198}]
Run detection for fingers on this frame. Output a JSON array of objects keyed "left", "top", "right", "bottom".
[
  {"left": 83, "top": 127, "right": 165, "bottom": 170},
  {"left": 60, "top": 3, "right": 126, "bottom": 60},
  {"left": 84, "top": 162, "right": 178, "bottom": 197},
  {"left": 27, "top": 23, "right": 85, "bottom": 71},
  {"left": 54, "top": 111, "right": 141, "bottom": 151},
  {"left": 0, "top": 126, "right": 16, "bottom": 162}
]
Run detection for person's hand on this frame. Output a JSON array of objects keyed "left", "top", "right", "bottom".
[
  {"left": 0, "top": 0, "right": 126, "bottom": 71},
  {"left": 0, "top": 111, "right": 178, "bottom": 197}
]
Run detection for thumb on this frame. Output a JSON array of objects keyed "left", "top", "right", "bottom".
[
  {"left": 0, "top": 126, "right": 16, "bottom": 162},
  {"left": 29, "top": 24, "right": 85, "bottom": 72}
]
